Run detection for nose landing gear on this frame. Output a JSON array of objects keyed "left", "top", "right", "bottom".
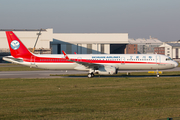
[{"left": 156, "top": 70, "right": 159, "bottom": 77}]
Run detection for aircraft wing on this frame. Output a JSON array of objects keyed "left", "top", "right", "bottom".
[
  {"left": 62, "top": 51, "right": 101, "bottom": 69},
  {"left": 71, "top": 60, "right": 101, "bottom": 68}
]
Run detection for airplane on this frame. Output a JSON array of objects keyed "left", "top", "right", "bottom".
[{"left": 3, "top": 31, "right": 178, "bottom": 78}]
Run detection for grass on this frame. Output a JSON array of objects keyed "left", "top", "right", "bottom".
[{"left": 0, "top": 77, "right": 180, "bottom": 119}]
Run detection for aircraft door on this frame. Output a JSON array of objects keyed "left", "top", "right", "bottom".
[
  {"left": 77, "top": 57, "right": 82, "bottom": 62},
  {"left": 159, "top": 55, "right": 161, "bottom": 64},
  {"left": 156, "top": 55, "right": 161, "bottom": 69},
  {"left": 156, "top": 55, "right": 161, "bottom": 64},
  {"left": 30, "top": 56, "right": 36, "bottom": 67},
  {"left": 121, "top": 57, "right": 125, "bottom": 64}
]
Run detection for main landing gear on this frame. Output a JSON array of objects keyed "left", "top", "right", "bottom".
[
  {"left": 87, "top": 73, "right": 94, "bottom": 78},
  {"left": 88, "top": 69, "right": 95, "bottom": 78}
]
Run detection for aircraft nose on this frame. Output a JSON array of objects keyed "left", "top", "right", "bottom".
[{"left": 174, "top": 61, "right": 178, "bottom": 67}]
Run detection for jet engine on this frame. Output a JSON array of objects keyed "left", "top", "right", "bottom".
[{"left": 95, "top": 66, "right": 117, "bottom": 75}]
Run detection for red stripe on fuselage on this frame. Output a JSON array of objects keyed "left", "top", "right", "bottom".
[{"left": 23, "top": 56, "right": 165, "bottom": 64}]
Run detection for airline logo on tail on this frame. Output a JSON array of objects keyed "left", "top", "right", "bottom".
[{"left": 10, "top": 40, "right": 20, "bottom": 50}]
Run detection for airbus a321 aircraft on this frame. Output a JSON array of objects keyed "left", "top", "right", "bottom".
[{"left": 3, "top": 31, "right": 178, "bottom": 78}]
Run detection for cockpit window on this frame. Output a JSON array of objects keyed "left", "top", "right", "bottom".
[{"left": 166, "top": 57, "right": 173, "bottom": 61}]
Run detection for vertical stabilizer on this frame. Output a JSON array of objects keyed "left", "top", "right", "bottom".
[{"left": 6, "top": 31, "right": 32, "bottom": 58}]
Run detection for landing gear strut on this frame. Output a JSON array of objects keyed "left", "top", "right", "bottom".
[
  {"left": 87, "top": 73, "right": 94, "bottom": 78},
  {"left": 157, "top": 74, "right": 159, "bottom": 77},
  {"left": 156, "top": 70, "right": 159, "bottom": 77}
]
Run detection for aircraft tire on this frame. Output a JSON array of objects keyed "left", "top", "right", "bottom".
[
  {"left": 88, "top": 73, "right": 94, "bottom": 78},
  {"left": 91, "top": 73, "right": 94, "bottom": 77},
  {"left": 88, "top": 73, "right": 92, "bottom": 78}
]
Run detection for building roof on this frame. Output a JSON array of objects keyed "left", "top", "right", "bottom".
[
  {"left": 129, "top": 38, "right": 162, "bottom": 44},
  {"left": 53, "top": 33, "right": 128, "bottom": 44},
  {"left": 167, "top": 43, "right": 180, "bottom": 47},
  {"left": 0, "top": 29, "right": 46, "bottom": 31}
]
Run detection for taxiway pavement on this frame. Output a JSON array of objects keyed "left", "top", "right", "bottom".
[{"left": 0, "top": 67, "right": 180, "bottom": 79}]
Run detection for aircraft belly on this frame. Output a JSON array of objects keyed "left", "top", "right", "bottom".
[
  {"left": 36, "top": 63, "right": 77, "bottom": 70},
  {"left": 157, "top": 64, "right": 174, "bottom": 70},
  {"left": 118, "top": 63, "right": 174, "bottom": 70},
  {"left": 34, "top": 63, "right": 173, "bottom": 70},
  {"left": 118, "top": 64, "right": 150, "bottom": 70}
]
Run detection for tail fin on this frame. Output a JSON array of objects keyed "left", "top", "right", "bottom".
[{"left": 6, "top": 31, "right": 32, "bottom": 58}]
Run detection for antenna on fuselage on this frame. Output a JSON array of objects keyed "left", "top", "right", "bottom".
[{"left": 32, "top": 29, "right": 42, "bottom": 53}]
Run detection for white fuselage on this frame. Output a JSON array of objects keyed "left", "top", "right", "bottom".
[{"left": 3, "top": 54, "right": 178, "bottom": 71}]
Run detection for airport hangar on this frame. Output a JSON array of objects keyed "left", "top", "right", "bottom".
[{"left": 0, "top": 28, "right": 128, "bottom": 62}]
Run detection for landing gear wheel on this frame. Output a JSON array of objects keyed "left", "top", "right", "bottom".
[
  {"left": 157, "top": 74, "right": 159, "bottom": 77},
  {"left": 91, "top": 73, "right": 94, "bottom": 77},
  {"left": 156, "top": 70, "right": 160, "bottom": 78},
  {"left": 87, "top": 73, "right": 94, "bottom": 78},
  {"left": 88, "top": 73, "right": 92, "bottom": 78}
]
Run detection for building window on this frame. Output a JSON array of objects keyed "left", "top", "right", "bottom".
[
  {"left": 66, "top": 44, "right": 72, "bottom": 54},
  {"left": 77, "top": 44, "right": 82, "bottom": 54},
  {"left": 87, "top": 44, "right": 92, "bottom": 54},
  {"left": 167, "top": 48, "right": 170, "bottom": 50},
  {"left": 57, "top": 44, "right": 61, "bottom": 54},
  {"left": 176, "top": 48, "right": 179, "bottom": 59},
  {"left": 167, "top": 54, "right": 170, "bottom": 56},
  {"left": 101, "top": 44, "right": 104, "bottom": 54},
  {"left": 110, "top": 44, "right": 126, "bottom": 54}
]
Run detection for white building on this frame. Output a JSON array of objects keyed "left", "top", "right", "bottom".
[
  {"left": 159, "top": 42, "right": 180, "bottom": 60},
  {"left": 52, "top": 33, "right": 128, "bottom": 54}
]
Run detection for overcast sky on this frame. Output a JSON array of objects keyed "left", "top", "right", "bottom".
[{"left": 0, "top": 0, "right": 180, "bottom": 41}]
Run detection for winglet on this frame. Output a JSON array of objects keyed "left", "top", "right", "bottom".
[{"left": 62, "top": 51, "right": 70, "bottom": 60}]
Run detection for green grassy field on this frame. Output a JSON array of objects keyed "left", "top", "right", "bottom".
[{"left": 0, "top": 77, "right": 180, "bottom": 120}]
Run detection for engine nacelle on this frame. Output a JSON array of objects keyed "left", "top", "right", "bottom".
[{"left": 95, "top": 66, "right": 117, "bottom": 75}]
